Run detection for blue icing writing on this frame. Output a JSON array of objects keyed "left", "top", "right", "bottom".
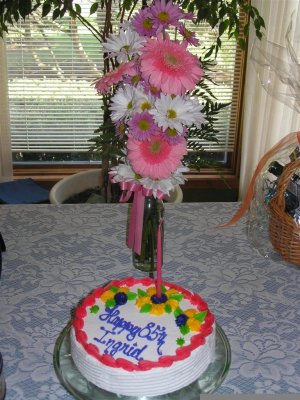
[
  {"left": 94, "top": 326, "right": 147, "bottom": 361},
  {"left": 97, "top": 306, "right": 167, "bottom": 356}
]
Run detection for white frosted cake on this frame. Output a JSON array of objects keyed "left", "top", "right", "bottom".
[{"left": 70, "top": 277, "right": 215, "bottom": 396}]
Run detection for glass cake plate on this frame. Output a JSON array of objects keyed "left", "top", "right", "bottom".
[{"left": 53, "top": 322, "right": 231, "bottom": 400}]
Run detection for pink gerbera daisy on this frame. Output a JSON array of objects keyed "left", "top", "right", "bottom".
[
  {"left": 150, "top": 0, "right": 183, "bottom": 31},
  {"left": 127, "top": 134, "right": 187, "bottom": 179},
  {"left": 94, "top": 61, "right": 136, "bottom": 94},
  {"left": 132, "top": 8, "right": 156, "bottom": 37},
  {"left": 128, "top": 111, "right": 158, "bottom": 141},
  {"left": 140, "top": 33, "right": 203, "bottom": 95}
]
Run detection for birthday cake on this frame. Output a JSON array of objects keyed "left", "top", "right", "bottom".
[{"left": 70, "top": 277, "right": 216, "bottom": 396}]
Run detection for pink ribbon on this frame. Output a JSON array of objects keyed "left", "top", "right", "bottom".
[
  {"left": 110, "top": 175, "right": 164, "bottom": 255},
  {"left": 156, "top": 218, "right": 164, "bottom": 298}
]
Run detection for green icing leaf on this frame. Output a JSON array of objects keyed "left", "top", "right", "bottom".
[
  {"left": 176, "top": 337, "right": 185, "bottom": 347},
  {"left": 127, "top": 291, "right": 137, "bottom": 300},
  {"left": 140, "top": 303, "right": 152, "bottom": 313},
  {"left": 109, "top": 286, "right": 119, "bottom": 293},
  {"left": 164, "top": 304, "right": 172, "bottom": 314},
  {"left": 180, "top": 325, "right": 190, "bottom": 335},
  {"left": 90, "top": 305, "right": 99, "bottom": 314},
  {"left": 174, "top": 307, "right": 183, "bottom": 317},
  {"left": 169, "top": 293, "right": 184, "bottom": 301},
  {"left": 105, "top": 298, "right": 116, "bottom": 308},
  {"left": 137, "top": 288, "right": 147, "bottom": 297},
  {"left": 194, "top": 310, "right": 207, "bottom": 322},
  {"left": 161, "top": 285, "right": 167, "bottom": 293}
]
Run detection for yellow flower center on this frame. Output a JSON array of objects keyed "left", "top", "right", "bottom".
[
  {"left": 165, "top": 53, "right": 178, "bottom": 66},
  {"left": 150, "top": 140, "right": 162, "bottom": 154},
  {"left": 122, "top": 44, "right": 130, "bottom": 52},
  {"left": 158, "top": 11, "right": 169, "bottom": 22},
  {"left": 184, "top": 28, "right": 192, "bottom": 38},
  {"left": 127, "top": 101, "right": 133, "bottom": 110},
  {"left": 141, "top": 101, "right": 151, "bottom": 111},
  {"left": 138, "top": 119, "right": 150, "bottom": 131},
  {"left": 150, "top": 85, "right": 159, "bottom": 94},
  {"left": 167, "top": 109, "right": 177, "bottom": 119},
  {"left": 131, "top": 75, "right": 141, "bottom": 85},
  {"left": 166, "top": 128, "right": 177, "bottom": 137},
  {"left": 143, "top": 18, "right": 153, "bottom": 29}
]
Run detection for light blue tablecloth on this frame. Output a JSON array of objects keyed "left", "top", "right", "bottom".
[{"left": 0, "top": 203, "right": 299, "bottom": 399}]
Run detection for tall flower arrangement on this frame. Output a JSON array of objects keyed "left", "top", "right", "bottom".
[{"left": 95, "top": 0, "right": 205, "bottom": 200}]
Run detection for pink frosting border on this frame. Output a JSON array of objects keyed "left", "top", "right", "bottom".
[{"left": 73, "top": 277, "right": 215, "bottom": 372}]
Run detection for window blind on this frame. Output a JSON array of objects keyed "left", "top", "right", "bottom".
[{"left": 5, "top": 1, "right": 245, "bottom": 164}]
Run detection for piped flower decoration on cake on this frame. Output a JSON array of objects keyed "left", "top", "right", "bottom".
[
  {"left": 98, "top": 285, "right": 137, "bottom": 309},
  {"left": 135, "top": 285, "right": 183, "bottom": 316},
  {"left": 94, "top": 0, "right": 205, "bottom": 199},
  {"left": 174, "top": 308, "right": 207, "bottom": 335}
]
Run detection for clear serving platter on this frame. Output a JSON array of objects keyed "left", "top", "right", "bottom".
[{"left": 54, "top": 322, "right": 231, "bottom": 400}]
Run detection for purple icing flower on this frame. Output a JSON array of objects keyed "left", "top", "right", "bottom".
[
  {"left": 114, "top": 292, "right": 128, "bottom": 305},
  {"left": 175, "top": 313, "right": 188, "bottom": 327},
  {"left": 151, "top": 293, "right": 168, "bottom": 304}
]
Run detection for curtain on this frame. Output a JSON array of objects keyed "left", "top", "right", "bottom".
[
  {"left": 0, "top": 38, "right": 13, "bottom": 182},
  {"left": 239, "top": 0, "right": 300, "bottom": 199}
]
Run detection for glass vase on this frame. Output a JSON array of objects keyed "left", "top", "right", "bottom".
[{"left": 133, "top": 196, "right": 164, "bottom": 274}]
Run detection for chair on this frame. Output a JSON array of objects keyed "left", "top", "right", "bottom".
[
  {"left": 0, "top": 179, "right": 49, "bottom": 204},
  {"left": 49, "top": 169, "right": 183, "bottom": 204}
]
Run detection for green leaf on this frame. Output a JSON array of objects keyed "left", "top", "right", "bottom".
[
  {"left": 180, "top": 325, "right": 190, "bottom": 335},
  {"left": 127, "top": 291, "right": 137, "bottom": 300},
  {"left": 174, "top": 307, "right": 183, "bottom": 317},
  {"left": 42, "top": 3, "right": 51, "bottom": 17},
  {"left": 140, "top": 303, "right": 152, "bottom": 313},
  {"left": 137, "top": 288, "right": 147, "bottom": 297},
  {"left": 109, "top": 286, "right": 119, "bottom": 293},
  {"left": 164, "top": 304, "right": 172, "bottom": 314},
  {"left": 194, "top": 310, "right": 207, "bottom": 322},
  {"left": 52, "top": 8, "right": 60, "bottom": 20},
  {"left": 75, "top": 3, "right": 82, "bottom": 14},
  {"left": 19, "top": 0, "right": 32, "bottom": 19},
  {"left": 90, "top": 305, "right": 99, "bottom": 314},
  {"left": 90, "top": 2, "right": 98, "bottom": 15},
  {"left": 218, "top": 19, "right": 229, "bottom": 36},
  {"left": 176, "top": 337, "right": 185, "bottom": 347},
  {"left": 161, "top": 285, "right": 167, "bottom": 294},
  {"left": 169, "top": 293, "right": 184, "bottom": 301},
  {"left": 105, "top": 298, "right": 116, "bottom": 308}
]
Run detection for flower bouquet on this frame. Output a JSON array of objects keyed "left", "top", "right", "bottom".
[{"left": 94, "top": 0, "right": 205, "bottom": 272}]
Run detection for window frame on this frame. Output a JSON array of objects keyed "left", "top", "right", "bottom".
[{"left": 5, "top": 6, "right": 249, "bottom": 193}]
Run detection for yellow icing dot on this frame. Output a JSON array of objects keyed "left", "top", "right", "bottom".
[
  {"left": 136, "top": 296, "right": 150, "bottom": 308},
  {"left": 118, "top": 287, "right": 129, "bottom": 294},
  {"left": 166, "top": 299, "right": 179, "bottom": 311},
  {"left": 146, "top": 287, "right": 157, "bottom": 297},
  {"left": 187, "top": 318, "right": 202, "bottom": 332},
  {"left": 100, "top": 290, "right": 114, "bottom": 302},
  {"left": 165, "top": 288, "right": 178, "bottom": 296},
  {"left": 185, "top": 309, "right": 197, "bottom": 318},
  {"left": 150, "top": 304, "right": 165, "bottom": 316}
]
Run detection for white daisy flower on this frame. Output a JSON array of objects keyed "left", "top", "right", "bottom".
[
  {"left": 109, "top": 163, "right": 136, "bottom": 183},
  {"left": 109, "top": 85, "right": 136, "bottom": 122},
  {"left": 185, "top": 96, "right": 206, "bottom": 128},
  {"left": 103, "top": 27, "right": 145, "bottom": 63},
  {"left": 150, "top": 94, "right": 195, "bottom": 133},
  {"left": 140, "top": 165, "right": 189, "bottom": 196},
  {"left": 133, "top": 86, "right": 155, "bottom": 113}
]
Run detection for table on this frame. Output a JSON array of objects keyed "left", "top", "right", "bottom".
[{"left": 0, "top": 203, "right": 300, "bottom": 398}]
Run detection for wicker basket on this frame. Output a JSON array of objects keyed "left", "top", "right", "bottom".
[{"left": 269, "top": 158, "right": 300, "bottom": 266}]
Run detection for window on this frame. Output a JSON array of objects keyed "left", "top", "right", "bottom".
[{"left": 3, "top": 1, "right": 247, "bottom": 189}]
